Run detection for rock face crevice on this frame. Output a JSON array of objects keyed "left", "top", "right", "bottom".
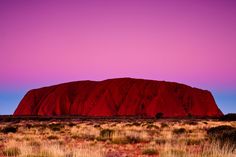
[{"left": 14, "top": 78, "right": 223, "bottom": 117}]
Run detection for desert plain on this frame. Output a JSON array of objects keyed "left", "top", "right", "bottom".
[{"left": 0, "top": 117, "right": 236, "bottom": 157}]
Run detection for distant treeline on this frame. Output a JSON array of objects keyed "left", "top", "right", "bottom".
[
  {"left": 219, "top": 113, "right": 236, "bottom": 121},
  {"left": 0, "top": 114, "right": 229, "bottom": 122}
]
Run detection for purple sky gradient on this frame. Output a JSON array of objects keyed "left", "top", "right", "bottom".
[{"left": 0, "top": 0, "right": 236, "bottom": 114}]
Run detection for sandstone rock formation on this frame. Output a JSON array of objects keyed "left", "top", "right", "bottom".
[{"left": 14, "top": 78, "right": 223, "bottom": 117}]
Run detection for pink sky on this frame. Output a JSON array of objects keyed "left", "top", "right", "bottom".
[{"left": 0, "top": 0, "right": 236, "bottom": 114}]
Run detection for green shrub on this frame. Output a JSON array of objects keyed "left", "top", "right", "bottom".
[
  {"left": 142, "top": 148, "right": 158, "bottom": 155},
  {"left": 2, "top": 147, "right": 21, "bottom": 156}
]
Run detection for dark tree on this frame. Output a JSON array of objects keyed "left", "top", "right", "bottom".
[
  {"left": 155, "top": 112, "right": 164, "bottom": 119},
  {"left": 188, "top": 113, "right": 193, "bottom": 118}
]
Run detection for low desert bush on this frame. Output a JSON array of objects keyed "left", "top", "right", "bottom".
[
  {"left": 125, "top": 123, "right": 132, "bottom": 127},
  {"left": 100, "top": 129, "right": 114, "bottom": 138},
  {"left": 112, "top": 135, "right": 143, "bottom": 144},
  {"left": 142, "top": 148, "right": 158, "bottom": 155},
  {"left": 207, "top": 125, "right": 234, "bottom": 135},
  {"left": 161, "top": 123, "right": 169, "bottom": 128},
  {"left": 131, "top": 122, "right": 141, "bottom": 126},
  {"left": 146, "top": 120, "right": 154, "bottom": 124},
  {"left": 125, "top": 135, "right": 142, "bottom": 144},
  {"left": 172, "top": 128, "right": 186, "bottom": 135},
  {"left": 67, "top": 123, "right": 76, "bottom": 127},
  {"left": 185, "top": 120, "right": 198, "bottom": 125},
  {"left": 97, "top": 129, "right": 114, "bottom": 141},
  {"left": 146, "top": 124, "right": 159, "bottom": 129},
  {"left": 48, "top": 123, "right": 64, "bottom": 131},
  {"left": 72, "top": 134, "right": 96, "bottom": 141},
  {"left": 47, "top": 135, "right": 59, "bottom": 140},
  {"left": 31, "top": 124, "right": 47, "bottom": 129},
  {"left": 25, "top": 124, "right": 33, "bottom": 129},
  {"left": 71, "top": 134, "right": 80, "bottom": 139},
  {"left": 207, "top": 125, "right": 236, "bottom": 150},
  {"left": 185, "top": 139, "right": 202, "bottom": 145},
  {"left": 94, "top": 124, "right": 101, "bottom": 128},
  {"left": 1, "top": 126, "right": 18, "bottom": 134}
]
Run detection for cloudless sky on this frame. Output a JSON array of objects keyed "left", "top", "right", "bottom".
[{"left": 0, "top": 0, "right": 236, "bottom": 114}]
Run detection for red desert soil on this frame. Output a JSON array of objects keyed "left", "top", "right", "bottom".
[{"left": 14, "top": 78, "right": 223, "bottom": 117}]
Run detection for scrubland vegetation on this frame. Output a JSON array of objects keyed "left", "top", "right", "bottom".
[{"left": 0, "top": 119, "right": 236, "bottom": 157}]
